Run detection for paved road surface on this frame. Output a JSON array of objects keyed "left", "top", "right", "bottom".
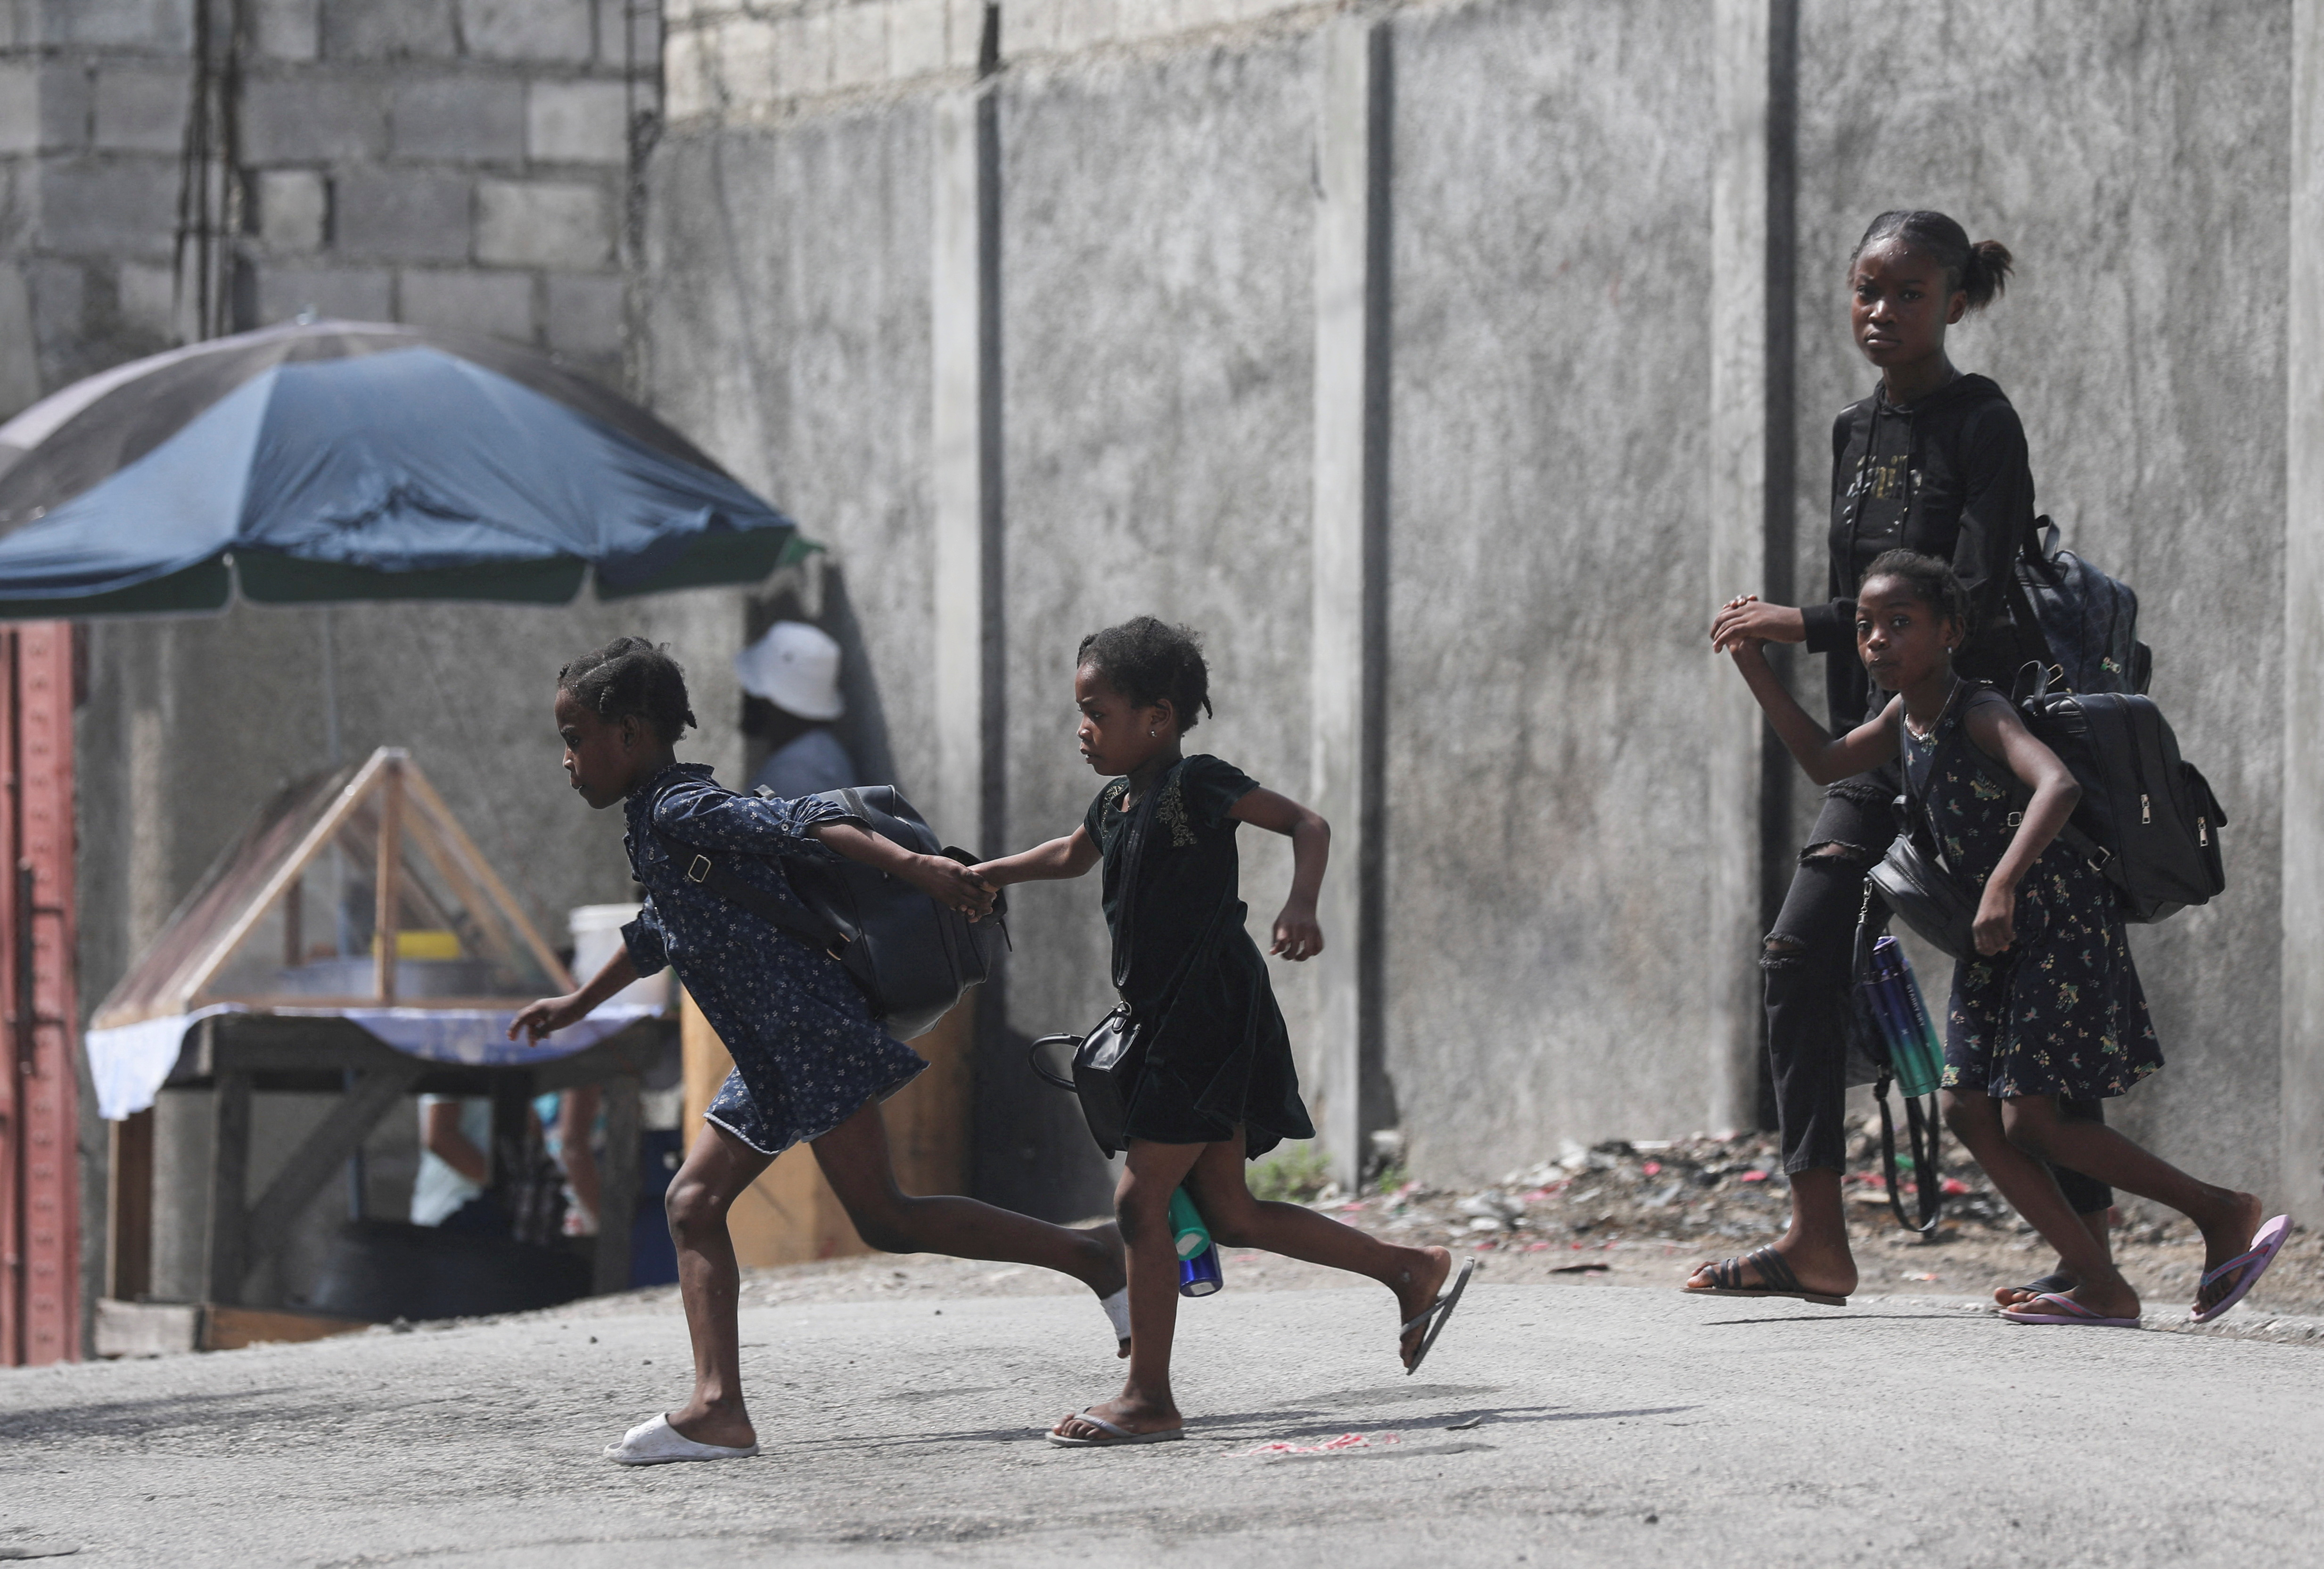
[{"left": 2, "top": 1282, "right": 2317, "bottom": 1567}]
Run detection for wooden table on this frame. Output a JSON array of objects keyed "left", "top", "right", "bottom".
[{"left": 135, "top": 1011, "right": 668, "bottom": 1307}]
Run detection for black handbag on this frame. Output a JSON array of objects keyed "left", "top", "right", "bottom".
[
  {"left": 1026, "top": 762, "right": 1179, "bottom": 1157},
  {"left": 1867, "top": 822, "right": 1981, "bottom": 961}
]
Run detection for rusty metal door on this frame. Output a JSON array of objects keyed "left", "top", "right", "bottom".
[{"left": 0, "top": 624, "right": 79, "bottom": 1365}]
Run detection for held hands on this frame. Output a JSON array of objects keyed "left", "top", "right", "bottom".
[
  {"left": 1710, "top": 594, "right": 1807, "bottom": 655},
  {"left": 508, "top": 992, "right": 590, "bottom": 1046},
  {"left": 903, "top": 853, "right": 997, "bottom": 920},
  {"left": 1973, "top": 879, "right": 2017, "bottom": 956},
  {"left": 1271, "top": 900, "right": 1324, "bottom": 962}
]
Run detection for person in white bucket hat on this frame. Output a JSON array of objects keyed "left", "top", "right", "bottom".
[{"left": 736, "top": 621, "right": 861, "bottom": 798}]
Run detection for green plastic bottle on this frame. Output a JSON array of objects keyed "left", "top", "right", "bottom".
[{"left": 1167, "top": 1188, "right": 1210, "bottom": 1259}]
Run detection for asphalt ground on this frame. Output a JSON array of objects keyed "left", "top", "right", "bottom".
[{"left": 4, "top": 1270, "right": 2319, "bottom": 1568}]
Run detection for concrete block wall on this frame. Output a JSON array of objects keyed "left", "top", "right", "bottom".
[
  {"left": 0, "top": 0, "right": 658, "bottom": 421},
  {"left": 0, "top": 1, "right": 197, "bottom": 408},
  {"left": 234, "top": 0, "right": 655, "bottom": 376}
]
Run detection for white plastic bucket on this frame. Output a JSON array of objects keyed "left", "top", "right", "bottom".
[{"left": 569, "top": 903, "right": 672, "bottom": 1011}]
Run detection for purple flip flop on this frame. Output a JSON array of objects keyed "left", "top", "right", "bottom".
[
  {"left": 1999, "top": 1290, "right": 2139, "bottom": 1329},
  {"left": 2191, "top": 1213, "right": 2292, "bottom": 1325}
]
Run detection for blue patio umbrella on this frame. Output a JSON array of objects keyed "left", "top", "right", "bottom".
[{"left": 0, "top": 320, "right": 808, "bottom": 616}]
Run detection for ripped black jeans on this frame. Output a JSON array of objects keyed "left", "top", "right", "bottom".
[{"left": 1765, "top": 783, "right": 2114, "bottom": 1214}]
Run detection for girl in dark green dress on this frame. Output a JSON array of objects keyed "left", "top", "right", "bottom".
[
  {"left": 974, "top": 617, "right": 1469, "bottom": 1446},
  {"left": 1721, "top": 552, "right": 2287, "bottom": 1327}
]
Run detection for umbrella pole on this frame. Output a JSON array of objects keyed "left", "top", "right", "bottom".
[{"left": 320, "top": 606, "right": 342, "bottom": 768}]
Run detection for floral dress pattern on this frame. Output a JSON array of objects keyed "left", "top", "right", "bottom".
[
  {"left": 620, "top": 763, "right": 926, "bottom": 1155},
  {"left": 1904, "top": 688, "right": 2163, "bottom": 1101}
]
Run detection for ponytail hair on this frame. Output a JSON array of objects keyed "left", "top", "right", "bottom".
[
  {"left": 1853, "top": 210, "right": 2013, "bottom": 311},
  {"left": 558, "top": 636, "right": 698, "bottom": 744}
]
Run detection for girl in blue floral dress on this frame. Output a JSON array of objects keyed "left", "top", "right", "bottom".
[
  {"left": 511, "top": 638, "right": 1130, "bottom": 1465},
  {"left": 1720, "top": 553, "right": 2287, "bottom": 1328}
]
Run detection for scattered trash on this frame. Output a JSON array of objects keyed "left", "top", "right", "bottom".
[
  {"left": 1330, "top": 1115, "right": 2025, "bottom": 1252},
  {"left": 1550, "top": 1262, "right": 1610, "bottom": 1274},
  {"left": 1446, "top": 1414, "right": 1487, "bottom": 1430},
  {"left": 1244, "top": 1431, "right": 1402, "bottom": 1456}
]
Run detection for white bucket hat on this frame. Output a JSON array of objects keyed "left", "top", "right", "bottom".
[{"left": 734, "top": 621, "right": 845, "bottom": 721}]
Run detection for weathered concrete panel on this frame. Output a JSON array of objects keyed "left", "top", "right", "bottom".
[
  {"left": 37, "top": 158, "right": 181, "bottom": 256},
  {"left": 476, "top": 176, "right": 610, "bottom": 267},
  {"left": 254, "top": 261, "right": 393, "bottom": 322},
  {"left": 240, "top": 74, "right": 390, "bottom": 162},
  {"left": 36, "top": 62, "right": 94, "bottom": 154},
  {"left": 253, "top": 0, "right": 322, "bottom": 62},
  {"left": 0, "top": 64, "right": 38, "bottom": 156},
  {"left": 320, "top": 0, "right": 459, "bottom": 62},
  {"left": 256, "top": 167, "right": 329, "bottom": 251},
  {"left": 544, "top": 268, "right": 623, "bottom": 357},
  {"left": 527, "top": 78, "right": 629, "bottom": 164},
  {"left": 995, "top": 37, "right": 1319, "bottom": 1204},
  {"left": 335, "top": 166, "right": 473, "bottom": 262},
  {"left": 34, "top": 0, "right": 192, "bottom": 50},
  {"left": 91, "top": 64, "right": 190, "bottom": 153},
  {"left": 463, "top": 0, "right": 596, "bottom": 64},
  {"left": 390, "top": 74, "right": 528, "bottom": 161},
  {"left": 1385, "top": 0, "right": 1719, "bottom": 1181},
  {"left": 400, "top": 265, "right": 533, "bottom": 340},
  {"left": 1794, "top": 0, "right": 2292, "bottom": 1197}
]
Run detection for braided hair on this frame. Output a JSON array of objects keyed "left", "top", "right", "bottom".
[
  {"left": 1862, "top": 549, "right": 1971, "bottom": 638},
  {"left": 1852, "top": 209, "right": 2013, "bottom": 311},
  {"left": 1076, "top": 616, "right": 1215, "bottom": 733},
  {"left": 558, "top": 636, "right": 698, "bottom": 743}
]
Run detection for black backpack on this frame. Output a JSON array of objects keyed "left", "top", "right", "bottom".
[
  {"left": 649, "top": 783, "right": 1006, "bottom": 1041},
  {"left": 2008, "top": 666, "right": 2227, "bottom": 923},
  {"left": 2011, "top": 515, "right": 2152, "bottom": 696}
]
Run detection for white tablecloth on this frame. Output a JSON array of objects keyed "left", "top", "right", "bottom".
[{"left": 84, "top": 1002, "right": 666, "bottom": 1121}]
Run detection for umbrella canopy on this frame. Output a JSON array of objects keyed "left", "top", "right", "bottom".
[{"left": 0, "top": 320, "right": 808, "bottom": 616}]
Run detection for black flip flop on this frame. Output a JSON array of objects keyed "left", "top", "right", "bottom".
[
  {"left": 1401, "top": 1259, "right": 1476, "bottom": 1376},
  {"left": 1686, "top": 1245, "right": 1848, "bottom": 1306}
]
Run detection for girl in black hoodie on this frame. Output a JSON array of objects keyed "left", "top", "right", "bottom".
[{"left": 1689, "top": 210, "right": 2110, "bottom": 1307}]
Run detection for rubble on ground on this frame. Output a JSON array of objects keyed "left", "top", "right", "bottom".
[{"left": 1306, "top": 1112, "right": 2198, "bottom": 1255}]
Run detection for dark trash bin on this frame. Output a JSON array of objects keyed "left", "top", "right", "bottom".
[{"left": 306, "top": 1219, "right": 591, "bottom": 1323}]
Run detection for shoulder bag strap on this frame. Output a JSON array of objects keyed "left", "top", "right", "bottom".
[
  {"left": 636, "top": 776, "right": 854, "bottom": 952},
  {"left": 649, "top": 826, "right": 846, "bottom": 953},
  {"left": 1950, "top": 692, "right": 2111, "bottom": 873}
]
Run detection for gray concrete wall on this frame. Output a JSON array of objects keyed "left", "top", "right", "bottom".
[
  {"left": 1380, "top": 0, "right": 1719, "bottom": 1179},
  {"left": 29, "top": 0, "right": 2324, "bottom": 1258},
  {"left": 1792, "top": 0, "right": 2292, "bottom": 1197},
  {"left": 993, "top": 34, "right": 1322, "bottom": 1210}
]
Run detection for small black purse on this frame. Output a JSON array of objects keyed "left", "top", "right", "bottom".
[
  {"left": 1026, "top": 763, "right": 1178, "bottom": 1157},
  {"left": 1867, "top": 820, "right": 1981, "bottom": 961}
]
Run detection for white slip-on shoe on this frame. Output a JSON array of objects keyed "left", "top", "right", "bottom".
[{"left": 603, "top": 1413, "right": 760, "bottom": 1465}]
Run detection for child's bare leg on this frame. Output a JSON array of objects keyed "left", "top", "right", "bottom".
[
  {"left": 1051, "top": 1138, "right": 1206, "bottom": 1442},
  {"left": 1181, "top": 1134, "right": 1452, "bottom": 1368},
  {"left": 2002, "top": 1095, "right": 2264, "bottom": 1314},
  {"left": 1943, "top": 1091, "right": 2138, "bottom": 1317},
  {"left": 1684, "top": 1167, "right": 1858, "bottom": 1298},
  {"left": 811, "top": 1098, "right": 1128, "bottom": 1323},
  {"left": 663, "top": 1122, "right": 776, "bottom": 1446}
]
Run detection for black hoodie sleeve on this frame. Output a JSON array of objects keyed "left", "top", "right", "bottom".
[
  {"left": 1800, "top": 409, "right": 1858, "bottom": 654},
  {"left": 1937, "top": 400, "right": 2034, "bottom": 644}
]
